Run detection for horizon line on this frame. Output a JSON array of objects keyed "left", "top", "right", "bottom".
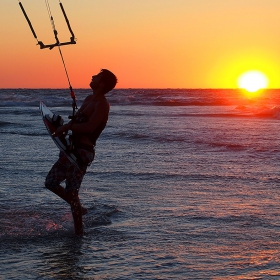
[{"left": 1, "top": 87, "right": 280, "bottom": 90}]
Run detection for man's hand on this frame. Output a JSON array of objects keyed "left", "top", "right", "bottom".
[{"left": 52, "top": 123, "right": 71, "bottom": 137}]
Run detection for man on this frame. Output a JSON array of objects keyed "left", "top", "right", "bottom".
[{"left": 45, "top": 69, "right": 117, "bottom": 235}]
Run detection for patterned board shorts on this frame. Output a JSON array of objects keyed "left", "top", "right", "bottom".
[{"left": 45, "top": 149, "right": 95, "bottom": 191}]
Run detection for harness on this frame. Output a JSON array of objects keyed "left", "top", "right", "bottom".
[{"left": 71, "top": 112, "right": 108, "bottom": 149}]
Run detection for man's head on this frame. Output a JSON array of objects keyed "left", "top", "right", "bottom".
[{"left": 90, "top": 69, "right": 117, "bottom": 94}]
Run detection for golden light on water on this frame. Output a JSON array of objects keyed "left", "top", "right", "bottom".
[{"left": 237, "top": 71, "right": 269, "bottom": 93}]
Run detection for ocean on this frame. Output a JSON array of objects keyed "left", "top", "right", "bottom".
[{"left": 0, "top": 88, "right": 280, "bottom": 279}]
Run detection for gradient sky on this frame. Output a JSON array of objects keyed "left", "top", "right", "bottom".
[{"left": 1, "top": 0, "right": 280, "bottom": 88}]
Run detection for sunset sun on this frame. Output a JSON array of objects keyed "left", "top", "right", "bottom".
[{"left": 237, "top": 70, "right": 268, "bottom": 93}]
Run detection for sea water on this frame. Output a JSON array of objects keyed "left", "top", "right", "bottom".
[{"left": 0, "top": 89, "right": 280, "bottom": 279}]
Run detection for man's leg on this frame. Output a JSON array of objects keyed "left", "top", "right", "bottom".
[
  {"left": 64, "top": 164, "right": 88, "bottom": 235},
  {"left": 67, "top": 189, "right": 83, "bottom": 235},
  {"left": 45, "top": 156, "right": 86, "bottom": 235},
  {"left": 47, "top": 185, "right": 88, "bottom": 215}
]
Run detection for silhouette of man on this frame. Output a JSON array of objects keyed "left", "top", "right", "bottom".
[{"left": 45, "top": 69, "right": 117, "bottom": 235}]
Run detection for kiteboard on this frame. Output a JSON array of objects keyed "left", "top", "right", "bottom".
[{"left": 39, "top": 101, "right": 81, "bottom": 171}]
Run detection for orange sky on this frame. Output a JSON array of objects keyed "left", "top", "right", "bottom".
[{"left": 1, "top": 0, "right": 280, "bottom": 88}]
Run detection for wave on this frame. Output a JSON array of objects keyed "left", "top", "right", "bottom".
[
  {"left": 150, "top": 100, "right": 231, "bottom": 107},
  {"left": 0, "top": 204, "right": 118, "bottom": 240},
  {"left": 2, "top": 89, "right": 280, "bottom": 121},
  {"left": 1, "top": 88, "right": 280, "bottom": 108},
  {"left": 0, "top": 89, "right": 77, "bottom": 108},
  {"left": 196, "top": 140, "right": 246, "bottom": 151},
  {"left": 2, "top": 131, "right": 47, "bottom": 136},
  {"left": 0, "top": 121, "right": 13, "bottom": 127},
  {"left": 254, "top": 106, "right": 280, "bottom": 119},
  {"left": 190, "top": 214, "right": 268, "bottom": 228}
]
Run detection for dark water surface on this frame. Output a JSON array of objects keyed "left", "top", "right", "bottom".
[{"left": 0, "top": 89, "right": 280, "bottom": 279}]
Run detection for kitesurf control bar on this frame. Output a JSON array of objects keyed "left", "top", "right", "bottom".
[
  {"left": 19, "top": 2, "right": 38, "bottom": 40},
  {"left": 19, "top": 1, "right": 76, "bottom": 50},
  {"left": 19, "top": 0, "right": 78, "bottom": 117},
  {"left": 59, "top": 3, "right": 75, "bottom": 45}
]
